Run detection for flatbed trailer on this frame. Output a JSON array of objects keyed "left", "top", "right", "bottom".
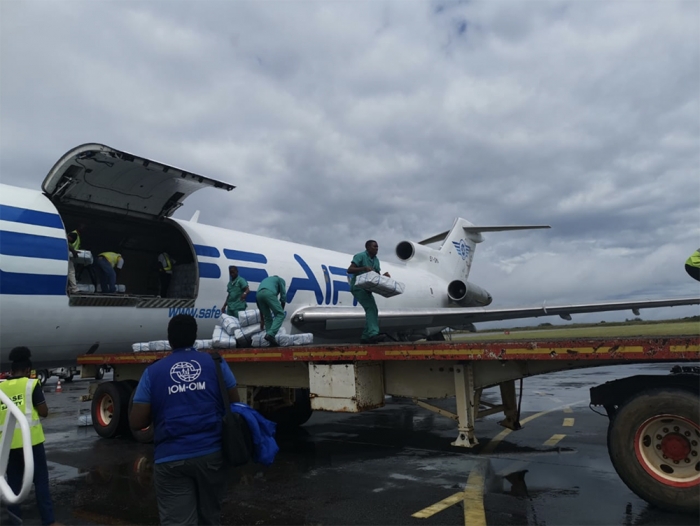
[{"left": 78, "top": 335, "right": 700, "bottom": 513}]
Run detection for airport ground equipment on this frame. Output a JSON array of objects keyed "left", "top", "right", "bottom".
[{"left": 78, "top": 335, "right": 699, "bottom": 513}]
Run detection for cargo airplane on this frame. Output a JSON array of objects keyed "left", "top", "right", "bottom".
[{"left": 1, "top": 144, "right": 698, "bottom": 371}]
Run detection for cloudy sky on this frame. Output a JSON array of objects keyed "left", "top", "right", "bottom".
[{"left": 2, "top": 0, "right": 698, "bottom": 326}]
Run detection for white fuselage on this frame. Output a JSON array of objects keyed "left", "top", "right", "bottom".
[{"left": 0, "top": 184, "right": 452, "bottom": 367}]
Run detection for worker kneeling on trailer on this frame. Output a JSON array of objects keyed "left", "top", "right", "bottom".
[{"left": 129, "top": 315, "right": 240, "bottom": 525}]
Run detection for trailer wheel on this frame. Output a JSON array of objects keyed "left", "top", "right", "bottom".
[
  {"left": 36, "top": 369, "right": 49, "bottom": 386},
  {"left": 128, "top": 388, "right": 154, "bottom": 443},
  {"left": 607, "top": 388, "right": 699, "bottom": 514},
  {"left": 95, "top": 366, "right": 105, "bottom": 381},
  {"left": 267, "top": 389, "right": 313, "bottom": 429},
  {"left": 91, "top": 382, "right": 130, "bottom": 438}
]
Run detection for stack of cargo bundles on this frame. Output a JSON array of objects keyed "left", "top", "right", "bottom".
[
  {"left": 212, "top": 325, "right": 237, "bottom": 349},
  {"left": 251, "top": 331, "right": 314, "bottom": 348},
  {"left": 220, "top": 314, "right": 241, "bottom": 335},
  {"left": 354, "top": 271, "right": 405, "bottom": 298},
  {"left": 149, "top": 340, "right": 171, "bottom": 351}
]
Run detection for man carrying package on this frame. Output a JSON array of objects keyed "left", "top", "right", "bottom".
[{"left": 347, "top": 240, "right": 391, "bottom": 344}]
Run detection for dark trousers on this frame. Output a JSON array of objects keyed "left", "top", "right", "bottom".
[
  {"left": 6, "top": 442, "right": 55, "bottom": 526},
  {"left": 159, "top": 272, "right": 172, "bottom": 297},
  {"left": 94, "top": 257, "right": 116, "bottom": 293},
  {"left": 153, "top": 451, "right": 226, "bottom": 526}
]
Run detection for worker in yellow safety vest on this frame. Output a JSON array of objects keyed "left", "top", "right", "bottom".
[
  {"left": 94, "top": 251, "right": 125, "bottom": 293},
  {"left": 0, "top": 346, "right": 57, "bottom": 525},
  {"left": 158, "top": 251, "right": 176, "bottom": 297},
  {"left": 685, "top": 249, "right": 700, "bottom": 282}
]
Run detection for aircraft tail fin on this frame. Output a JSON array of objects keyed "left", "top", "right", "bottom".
[{"left": 409, "top": 219, "right": 550, "bottom": 284}]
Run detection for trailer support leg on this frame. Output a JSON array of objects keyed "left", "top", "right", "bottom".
[
  {"left": 452, "top": 363, "right": 478, "bottom": 448},
  {"left": 498, "top": 380, "right": 522, "bottom": 430}
]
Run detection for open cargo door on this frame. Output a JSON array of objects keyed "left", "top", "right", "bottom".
[{"left": 42, "top": 143, "right": 234, "bottom": 220}]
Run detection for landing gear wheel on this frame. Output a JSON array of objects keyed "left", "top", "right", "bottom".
[
  {"left": 607, "top": 388, "right": 699, "bottom": 514},
  {"left": 91, "top": 382, "right": 131, "bottom": 438},
  {"left": 128, "top": 387, "right": 154, "bottom": 443},
  {"left": 36, "top": 369, "right": 49, "bottom": 386}
]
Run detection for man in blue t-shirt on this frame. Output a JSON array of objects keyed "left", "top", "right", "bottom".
[{"left": 130, "top": 315, "right": 239, "bottom": 525}]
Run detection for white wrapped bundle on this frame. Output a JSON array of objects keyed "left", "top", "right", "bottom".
[
  {"left": 148, "top": 340, "right": 171, "bottom": 351},
  {"left": 75, "top": 250, "right": 93, "bottom": 265},
  {"left": 96, "top": 284, "right": 126, "bottom": 293},
  {"left": 132, "top": 342, "right": 150, "bottom": 352},
  {"left": 199, "top": 339, "right": 213, "bottom": 350},
  {"left": 220, "top": 314, "right": 241, "bottom": 334},
  {"left": 212, "top": 326, "right": 237, "bottom": 349},
  {"left": 234, "top": 324, "right": 262, "bottom": 346},
  {"left": 238, "top": 309, "right": 261, "bottom": 327},
  {"left": 250, "top": 333, "right": 270, "bottom": 348},
  {"left": 290, "top": 333, "right": 314, "bottom": 346},
  {"left": 193, "top": 339, "right": 214, "bottom": 350},
  {"left": 276, "top": 334, "right": 292, "bottom": 347},
  {"left": 76, "top": 284, "right": 95, "bottom": 293},
  {"left": 354, "top": 271, "right": 405, "bottom": 298}
]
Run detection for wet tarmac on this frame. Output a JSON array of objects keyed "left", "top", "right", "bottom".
[{"left": 6, "top": 363, "right": 698, "bottom": 525}]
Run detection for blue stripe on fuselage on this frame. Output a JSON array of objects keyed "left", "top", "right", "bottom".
[
  {"left": 198, "top": 262, "right": 221, "bottom": 279},
  {"left": 223, "top": 249, "right": 267, "bottom": 264},
  {"left": 0, "top": 205, "right": 64, "bottom": 229},
  {"left": 194, "top": 244, "right": 220, "bottom": 258},
  {"left": 0, "top": 231, "right": 68, "bottom": 260},
  {"left": 0, "top": 269, "right": 66, "bottom": 295}
]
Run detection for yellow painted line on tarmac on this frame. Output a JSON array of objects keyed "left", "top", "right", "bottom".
[
  {"left": 411, "top": 462, "right": 487, "bottom": 526},
  {"left": 411, "top": 492, "right": 464, "bottom": 518},
  {"left": 563, "top": 418, "right": 575, "bottom": 427},
  {"left": 544, "top": 434, "right": 566, "bottom": 446},
  {"left": 563, "top": 406, "right": 573, "bottom": 413},
  {"left": 480, "top": 400, "right": 586, "bottom": 455},
  {"left": 463, "top": 464, "right": 487, "bottom": 526}
]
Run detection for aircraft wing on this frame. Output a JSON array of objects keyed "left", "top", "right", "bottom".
[{"left": 291, "top": 297, "right": 700, "bottom": 337}]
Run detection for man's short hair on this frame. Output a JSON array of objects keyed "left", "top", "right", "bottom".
[
  {"left": 168, "top": 315, "right": 198, "bottom": 349},
  {"left": 365, "top": 239, "right": 377, "bottom": 249},
  {"left": 228, "top": 265, "right": 238, "bottom": 272},
  {"left": 8, "top": 346, "right": 32, "bottom": 374}
]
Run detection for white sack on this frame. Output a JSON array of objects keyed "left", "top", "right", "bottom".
[
  {"left": 238, "top": 309, "right": 261, "bottom": 327},
  {"left": 212, "top": 325, "right": 237, "bottom": 349},
  {"left": 220, "top": 314, "right": 241, "bottom": 334},
  {"left": 132, "top": 342, "right": 150, "bottom": 352},
  {"left": 193, "top": 339, "right": 213, "bottom": 350},
  {"left": 354, "top": 271, "right": 405, "bottom": 298},
  {"left": 75, "top": 250, "right": 93, "bottom": 266},
  {"left": 290, "top": 333, "right": 314, "bottom": 346},
  {"left": 148, "top": 340, "right": 171, "bottom": 351}
]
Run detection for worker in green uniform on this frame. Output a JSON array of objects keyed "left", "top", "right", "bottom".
[
  {"left": 685, "top": 248, "right": 700, "bottom": 282},
  {"left": 256, "top": 275, "right": 286, "bottom": 347},
  {"left": 347, "top": 240, "right": 391, "bottom": 344},
  {"left": 221, "top": 266, "right": 250, "bottom": 317}
]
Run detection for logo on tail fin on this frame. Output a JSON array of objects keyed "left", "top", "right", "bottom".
[{"left": 452, "top": 239, "right": 470, "bottom": 260}]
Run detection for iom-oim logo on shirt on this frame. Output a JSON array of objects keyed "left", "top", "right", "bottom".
[{"left": 168, "top": 360, "right": 206, "bottom": 395}]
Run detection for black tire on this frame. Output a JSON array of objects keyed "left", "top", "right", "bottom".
[
  {"left": 607, "top": 388, "right": 699, "bottom": 514},
  {"left": 64, "top": 373, "right": 74, "bottom": 383},
  {"left": 36, "top": 369, "right": 49, "bottom": 386},
  {"left": 95, "top": 366, "right": 105, "bottom": 381},
  {"left": 128, "top": 388, "right": 154, "bottom": 443},
  {"left": 91, "top": 382, "right": 131, "bottom": 439},
  {"left": 266, "top": 389, "right": 313, "bottom": 429}
]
